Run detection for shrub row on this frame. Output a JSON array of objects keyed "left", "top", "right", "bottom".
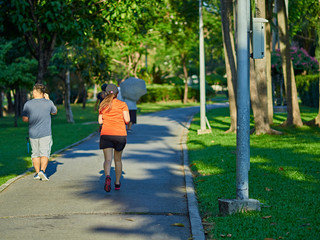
[
  {"left": 296, "top": 74, "right": 319, "bottom": 108},
  {"left": 139, "top": 84, "right": 215, "bottom": 103}
]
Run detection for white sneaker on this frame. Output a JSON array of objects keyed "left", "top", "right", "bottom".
[
  {"left": 38, "top": 170, "right": 49, "bottom": 181},
  {"left": 34, "top": 173, "right": 41, "bottom": 180}
]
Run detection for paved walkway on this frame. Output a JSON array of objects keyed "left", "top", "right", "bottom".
[{"left": 0, "top": 103, "right": 227, "bottom": 240}]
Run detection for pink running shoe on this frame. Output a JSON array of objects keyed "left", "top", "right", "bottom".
[
  {"left": 115, "top": 183, "right": 121, "bottom": 190},
  {"left": 104, "top": 176, "right": 111, "bottom": 192}
]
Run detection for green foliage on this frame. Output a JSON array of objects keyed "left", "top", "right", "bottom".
[
  {"left": 188, "top": 107, "right": 320, "bottom": 239},
  {"left": 203, "top": 1, "right": 225, "bottom": 68},
  {"left": 0, "top": 40, "right": 36, "bottom": 90},
  {"left": 289, "top": 0, "right": 320, "bottom": 51},
  {"left": 296, "top": 74, "right": 319, "bottom": 108},
  {"left": 139, "top": 84, "right": 185, "bottom": 102},
  {"left": 206, "top": 73, "right": 227, "bottom": 86},
  {"left": 106, "top": 0, "right": 169, "bottom": 81},
  {"left": 139, "top": 83, "right": 216, "bottom": 103}
]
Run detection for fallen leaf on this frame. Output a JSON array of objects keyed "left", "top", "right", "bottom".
[
  {"left": 279, "top": 167, "right": 284, "bottom": 171},
  {"left": 220, "top": 234, "right": 226, "bottom": 238},
  {"left": 171, "top": 223, "right": 184, "bottom": 227},
  {"left": 301, "top": 223, "right": 311, "bottom": 227},
  {"left": 261, "top": 205, "right": 272, "bottom": 208},
  {"left": 202, "top": 222, "right": 214, "bottom": 226},
  {"left": 227, "top": 234, "right": 232, "bottom": 237},
  {"left": 196, "top": 179, "right": 205, "bottom": 183},
  {"left": 167, "top": 213, "right": 173, "bottom": 216},
  {"left": 125, "top": 218, "right": 135, "bottom": 222},
  {"left": 265, "top": 187, "right": 272, "bottom": 191},
  {"left": 211, "top": 140, "right": 215, "bottom": 143},
  {"left": 262, "top": 216, "right": 272, "bottom": 219}
]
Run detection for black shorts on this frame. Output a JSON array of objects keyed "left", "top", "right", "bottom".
[
  {"left": 129, "top": 110, "right": 137, "bottom": 124},
  {"left": 99, "top": 135, "right": 127, "bottom": 151}
]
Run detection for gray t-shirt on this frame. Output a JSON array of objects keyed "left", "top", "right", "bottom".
[{"left": 22, "top": 98, "right": 57, "bottom": 139}]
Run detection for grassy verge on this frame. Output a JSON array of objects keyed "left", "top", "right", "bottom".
[
  {"left": 188, "top": 107, "right": 320, "bottom": 239},
  {"left": 0, "top": 101, "right": 199, "bottom": 186},
  {"left": 137, "top": 101, "right": 199, "bottom": 114}
]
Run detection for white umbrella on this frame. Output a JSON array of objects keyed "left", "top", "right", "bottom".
[{"left": 120, "top": 77, "right": 147, "bottom": 101}]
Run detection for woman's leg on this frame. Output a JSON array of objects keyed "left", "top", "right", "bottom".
[
  {"left": 103, "top": 148, "right": 113, "bottom": 176},
  {"left": 114, "top": 150, "right": 123, "bottom": 184}
]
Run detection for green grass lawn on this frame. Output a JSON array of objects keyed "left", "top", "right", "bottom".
[
  {"left": 188, "top": 107, "right": 320, "bottom": 239},
  {"left": 0, "top": 101, "right": 199, "bottom": 186}
]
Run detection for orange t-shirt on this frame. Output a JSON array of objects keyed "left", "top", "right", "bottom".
[{"left": 99, "top": 98, "right": 129, "bottom": 136}]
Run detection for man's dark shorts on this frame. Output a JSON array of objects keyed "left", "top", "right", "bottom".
[
  {"left": 129, "top": 110, "right": 137, "bottom": 124},
  {"left": 100, "top": 135, "right": 126, "bottom": 151}
]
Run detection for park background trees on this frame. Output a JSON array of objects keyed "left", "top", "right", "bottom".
[{"left": 0, "top": 0, "right": 319, "bottom": 130}]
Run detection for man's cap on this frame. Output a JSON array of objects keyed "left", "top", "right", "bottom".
[{"left": 105, "top": 84, "right": 118, "bottom": 95}]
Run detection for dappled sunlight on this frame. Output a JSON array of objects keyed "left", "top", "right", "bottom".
[
  {"left": 250, "top": 156, "right": 271, "bottom": 164},
  {"left": 257, "top": 165, "right": 317, "bottom": 183},
  {"left": 195, "top": 163, "right": 224, "bottom": 176}
]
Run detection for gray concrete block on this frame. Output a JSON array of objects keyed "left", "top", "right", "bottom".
[{"left": 218, "top": 198, "right": 261, "bottom": 216}]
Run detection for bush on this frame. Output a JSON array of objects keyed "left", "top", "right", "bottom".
[
  {"left": 206, "top": 73, "right": 227, "bottom": 86},
  {"left": 296, "top": 74, "right": 319, "bottom": 108},
  {"left": 272, "top": 47, "right": 319, "bottom": 75},
  {"left": 139, "top": 84, "right": 216, "bottom": 103}
]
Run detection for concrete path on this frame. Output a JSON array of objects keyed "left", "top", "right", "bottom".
[{"left": 0, "top": 103, "right": 228, "bottom": 240}]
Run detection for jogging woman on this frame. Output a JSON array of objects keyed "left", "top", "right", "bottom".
[{"left": 98, "top": 84, "right": 130, "bottom": 192}]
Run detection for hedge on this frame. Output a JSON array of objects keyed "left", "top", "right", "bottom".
[
  {"left": 139, "top": 84, "right": 216, "bottom": 103},
  {"left": 296, "top": 74, "right": 319, "bottom": 108}
]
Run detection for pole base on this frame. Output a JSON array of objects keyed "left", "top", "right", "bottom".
[
  {"left": 218, "top": 199, "right": 260, "bottom": 216},
  {"left": 197, "top": 129, "right": 212, "bottom": 135}
]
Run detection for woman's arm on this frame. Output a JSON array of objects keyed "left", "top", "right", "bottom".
[
  {"left": 98, "top": 114, "right": 103, "bottom": 124},
  {"left": 123, "top": 111, "right": 130, "bottom": 125}
]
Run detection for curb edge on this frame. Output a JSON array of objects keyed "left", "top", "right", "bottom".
[{"left": 181, "top": 115, "right": 206, "bottom": 240}]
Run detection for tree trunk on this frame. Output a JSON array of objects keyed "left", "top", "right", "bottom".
[
  {"left": 0, "top": 90, "right": 3, "bottom": 118},
  {"left": 182, "top": 54, "right": 189, "bottom": 104},
  {"left": 305, "top": 3, "right": 320, "bottom": 127},
  {"left": 14, "top": 88, "right": 20, "bottom": 127},
  {"left": 277, "top": 0, "right": 303, "bottom": 126},
  {"left": 82, "top": 84, "right": 87, "bottom": 109},
  {"left": 6, "top": 91, "right": 14, "bottom": 113},
  {"left": 23, "top": 1, "right": 57, "bottom": 84},
  {"left": 251, "top": 0, "right": 271, "bottom": 134},
  {"left": 221, "top": 0, "right": 237, "bottom": 132},
  {"left": 65, "top": 70, "right": 74, "bottom": 123},
  {"left": 305, "top": 65, "right": 320, "bottom": 126},
  {"left": 266, "top": 0, "right": 274, "bottom": 124}
]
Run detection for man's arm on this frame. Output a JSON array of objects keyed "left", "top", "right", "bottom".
[
  {"left": 51, "top": 108, "right": 58, "bottom": 115},
  {"left": 22, "top": 116, "right": 29, "bottom": 122},
  {"left": 45, "top": 93, "right": 58, "bottom": 115}
]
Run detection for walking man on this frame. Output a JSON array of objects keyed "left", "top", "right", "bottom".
[{"left": 22, "top": 83, "right": 58, "bottom": 181}]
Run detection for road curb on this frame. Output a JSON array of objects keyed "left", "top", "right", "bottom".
[
  {"left": 181, "top": 115, "right": 206, "bottom": 240},
  {"left": 0, "top": 131, "right": 98, "bottom": 193}
]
